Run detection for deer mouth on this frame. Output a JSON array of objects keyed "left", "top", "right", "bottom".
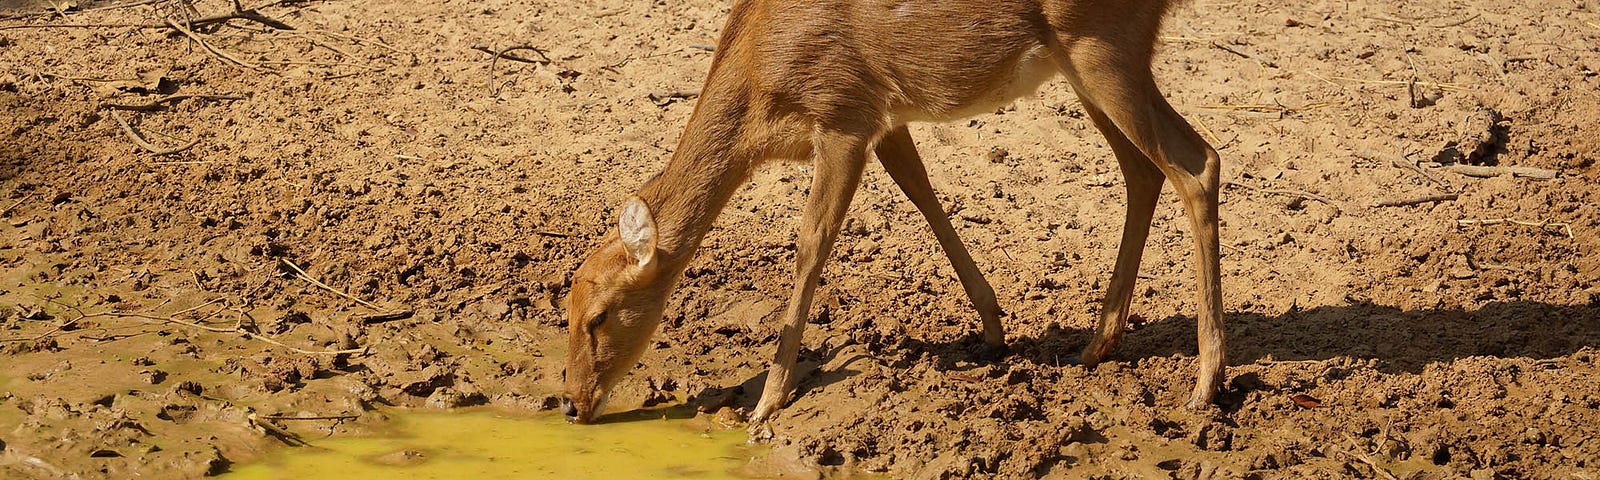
[{"left": 566, "top": 390, "right": 610, "bottom": 424}]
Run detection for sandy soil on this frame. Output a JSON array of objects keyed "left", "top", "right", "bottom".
[{"left": 1, "top": 0, "right": 1598, "bottom": 478}]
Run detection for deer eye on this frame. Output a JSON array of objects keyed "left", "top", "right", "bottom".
[{"left": 587, "top": 311, "right": 607, "bottom": 331}]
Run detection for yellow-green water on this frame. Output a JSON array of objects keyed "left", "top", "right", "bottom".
[{"left": 222, "top": 408, "right": 762, "bottom": 480}]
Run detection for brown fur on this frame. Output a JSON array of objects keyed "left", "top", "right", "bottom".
[{"left": 563, "top": 0, "right": 1224, "bottom": 424}]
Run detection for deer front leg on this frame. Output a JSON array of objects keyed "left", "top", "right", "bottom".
[
  {"left": 751, "top": 129, "right": 871, "bottom": 422},
  {"left": 875, "top": 125, "right": 1005, "bottom": 348},
  {"left": 1064, "top": 44, "right": 1226, "bottom": 408},
  {"left": 1076, "top": 97, "right": 1164, "bottom": 367}
]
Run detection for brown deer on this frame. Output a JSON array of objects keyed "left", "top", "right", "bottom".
[{"left": 561, "top": 0, "right": 1224, "bottom": 424}]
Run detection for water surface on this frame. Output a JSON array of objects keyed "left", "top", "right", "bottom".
[{"left": 223, "top": 408, "right": 761, "bottom": 479}]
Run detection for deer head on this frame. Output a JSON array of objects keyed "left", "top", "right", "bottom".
[{"left": 560, "top": 197, "right": 669, "bottom": 424}]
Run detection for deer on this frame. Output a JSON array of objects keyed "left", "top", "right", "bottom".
[{"left": 560, "top": 0, "right": 1224, "bottom": 425}]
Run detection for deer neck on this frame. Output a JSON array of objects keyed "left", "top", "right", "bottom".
[{"left": 632, "top": 80, "right": 759, "bottom": 274}]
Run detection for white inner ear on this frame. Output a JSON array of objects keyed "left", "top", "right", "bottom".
[{"left": 618, "top": 197, "right": 657, "bottom": 268}]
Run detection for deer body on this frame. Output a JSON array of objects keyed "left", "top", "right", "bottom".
[{"left": 562, "top": 0, "right": 1224, "bottom": 424}]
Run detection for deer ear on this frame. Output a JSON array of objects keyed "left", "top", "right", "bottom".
[{"left": 618, "top": 197, "right": 657, "bottom": 268}]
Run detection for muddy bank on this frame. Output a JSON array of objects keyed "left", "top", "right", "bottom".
[{"left": 2, "top": 0, "right": 1599, "bottom": 478}]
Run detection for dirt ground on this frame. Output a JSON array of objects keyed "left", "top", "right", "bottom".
[{"left": 1, "top": 0, "right": 1598, "bottom": 478}]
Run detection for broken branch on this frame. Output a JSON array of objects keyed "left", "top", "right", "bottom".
[
  {"left": 1444, "top": 164, "right": 1558, "bottom": 180},
  {"left": 261, "top": 413, "right": 361, "bottom": 421},
  {"left": 1373, "top": 193, "right": 1458, "bottom": 208},
  {"left": 1358, "top": 150, "right": 1448, "bottom": 187},
  {"left": 471, "top": 44, "right": 551, "bottom": 64},
  {"left": 164, "top": 17, "right": 262, "bottom": 70},
  {"left": 101, "top": 93, "right": 246, "bottom": 111}
]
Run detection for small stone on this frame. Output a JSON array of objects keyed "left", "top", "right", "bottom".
[
  {"left": 1084, "top": 174, "right": 1116, "bottom": 187},
  {"left": 362, "top": 231, "right": 392, "bottom": 250},
  {"left": 1422, "top": 90, "right": 1444, "bottom": 105},
  {"left": 371, "top": 449, "right": 428, "bottom": 467},
  {"left": 174, "top": 381, "right": 203, "bottom": 396},
  {"left": 985, "top": 147, "right": 1009, "bottom": 163},
  {"left": 425, "top": 387, "right": 486, "bottom": 409},
  {"left": 478, "top": 300, "right": 511, "bottom": 320},
  {"left": 960, "top": 213, "right": 992, "bottom": 224},
  {"left": 712, "top": 406, "right": 745, "bottom": 427},
  {"left": 1524, "top": 427, "right": 1545, "bottom": 445},
  {"left": 1118, "top": 446, "right": 1139, "bottom": 461}
]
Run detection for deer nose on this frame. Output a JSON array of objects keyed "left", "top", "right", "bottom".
[{"left": 560, "top": 396, "right": 577, "bottom": 421}]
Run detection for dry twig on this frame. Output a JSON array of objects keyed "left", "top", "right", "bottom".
[
  {"left": 482, "top": 45, "right": 554, "bottom": 96},
  {"left": 164, "top": 16, "right": 262, "bottom": 70},
  {"left": 0, "top": 0, "right": 162, "bottom": 20},
  {"left": 1224, "top": 180, "right": 1342, "bottom": 212},
  {"left": 1208, "top": 41, "right": 1278, "bottom": 68},
  {"left": 101, "top": 93, "right": 246, "bottom": 111},
  {"left": 1325, "top": 75, "right": 1468, "bottom": 92},
  {"left": 1, "top": 1, "right": 292, "bottom": 29},
  {"left": 1444, "top": 164, "right": 1558, "bottom": 180},
  {"left": 255, "top": 60, "right": 383, "bottom": 71},
  {"left": 125, "top": 308, "right": 366, "bottom": 355},
  {"left": 1373, "top": 193, "right": 1458, "bottom": 208},
  {"left": 1464, "top": 250, "right": 1534, "bottom": 274},
  {"left": 358, "top": 310, "right": 413, "bottom": 325},
  {"left": 249, "top": 413, "right": 312, "bottom": 447},
  {"left": 1432, "top": 14, "right": 1481, "bottom": 28},
  {"left": 1337, "top": 446, "right": 1400, "bottom": 480},
  {"left": 1190, "top": 114, "right": 1223, "bottom": 148},
  {"left": 312, "top": 29, "right": 413, "bottom": 58},
  {"left": 471, "top": 44, "right": 551, "bottom": 64},
  {"left": 279, "top": 258, "right": 384, "bottom": 311},
  {"left": 649, "top": 90, "right": 700, "bottom": 106},
  {"left": 261, "top": 413, "right": 361, "bottom": 421},
  {"left": 109, "top": 110, "right": 201, "bottom": 156},
  {"left": 0, "top": 194, "right": 32, "bottom": 216},
  {"left": 1195, "top": 101, "right": 1338, "bottom": 117},
  {"left": 1358, "top": 150, "right": 1448, "bottom": 187},
  {"left": 1456, "top": 218, "right": 1574, "bottom": 239},
  {"left": 2, "top": 299, "right": 363, "bottom": 356}
]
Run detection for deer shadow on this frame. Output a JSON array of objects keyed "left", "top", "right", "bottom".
[
  {"left": 666, "top": 300, "right": 1598, "bottom": 413},
  {"left": 900, "top": 300, "right": 1600, "bottom": 375},
  {"left": 683, "top": 341, "right": 878, "bottom": 413}
]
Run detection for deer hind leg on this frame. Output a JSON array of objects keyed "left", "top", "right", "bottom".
[
  {"left": 751, "top": 127, "right": 872, "bottom": 422},
  {"left": 875, "top": 126, "right": 1006, "bottom": 347},
  {"left": 1061, "top": 41, "right": 1226, "bottom": 408},
  {"left": 1073, "top": 96, "right": 1165, "bottom": 368}
]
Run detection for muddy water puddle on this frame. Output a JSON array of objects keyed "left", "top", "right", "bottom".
[{"left": 222, "top": 408, "right": 766, "bottom": 479}]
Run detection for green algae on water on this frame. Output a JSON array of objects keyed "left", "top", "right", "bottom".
[{"left": 222, "top": 408, "right": 762, "bottom": 480}]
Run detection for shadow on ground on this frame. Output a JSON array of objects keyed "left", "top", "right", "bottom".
[{"left": 904, "top": 300, "right": 1600, "bottom": 375}]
